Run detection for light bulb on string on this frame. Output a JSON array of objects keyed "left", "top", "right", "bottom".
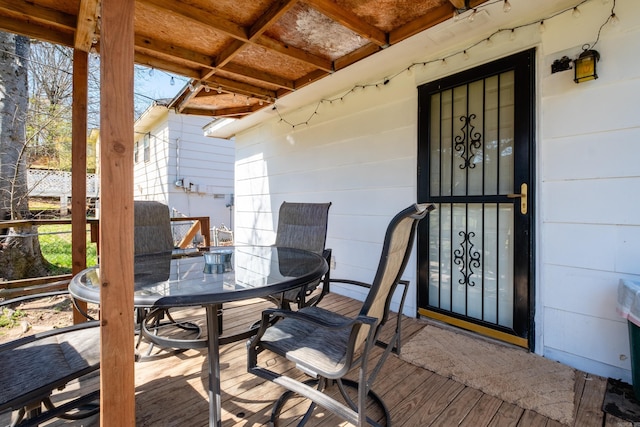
[
  {"left": 610, "top": 13, "right": 620, "bottom": 26},
  {"left": 463, "top": 50, "right": 470, "bottom": 60},
  {"left": 148, "top": 68, "right": 154, "bottom": 77},
  {"left": 486, "top": 37, "right": 494, "bottom": 47},
  {"left": 217, "top": 87, "right": 222, "bottom": 94},
  {"left": 503, "top": 0, "right": 511, "bottom": 13},
  {"left": 572, "top": 7, "right": 581, "bottom": 18},
  {"left": 509, "top": 29, "right": 517, "bottom": 41},
  {"left": 539, "top": 21, "right": 546, "bottom": 33},
  {"left": 170, "top": 76, "right": 175, "bottom": 86},
  {"left": 468, "top": 9, "right": 477, "bottom": 22},
  {"left": 204, "top": 85, "right": 210, "bottom": 92}
]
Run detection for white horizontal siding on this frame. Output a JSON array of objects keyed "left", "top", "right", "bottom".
[
  {"left": 538, "top": 2, "right": 640, "bottom": 380},
  {"left": 234, "top": 0, "right": 640, "bottom": 381},
  {"left": 133, "top": 109, "right": 235, "bottom": 225}
]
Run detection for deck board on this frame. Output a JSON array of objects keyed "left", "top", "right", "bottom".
[{"left": 0, "top": 292, "right": 632, "bottom": 426}]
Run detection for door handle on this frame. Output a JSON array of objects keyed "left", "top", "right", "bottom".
[{"left": 507, "top": 183, "right": 527, "bottom": 215}]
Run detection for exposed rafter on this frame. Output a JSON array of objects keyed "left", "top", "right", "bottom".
[
  {"left": 74, "top": 0, "right": 100, "bottom": 51},
  {"left": 1, "top": 0, "right": 490, "bottom": 119}
]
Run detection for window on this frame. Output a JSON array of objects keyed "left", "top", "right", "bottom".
[
  {"left": 134, "top": 141, "right": 139, "bottom": 163},
  {"left": 143, "top": 133, "right": 150, "bottom": 162}
]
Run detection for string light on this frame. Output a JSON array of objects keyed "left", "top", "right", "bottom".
[
  {"left": 539, "top": 21, "right": 546, "bottom": 33},
  {"left": 269, "top": 0, "right": 617, "bottom": 129},
  {"left": 610, "top": 12, "right": 620, "bottom": 25},
  {"left": 170, "top": 76, "right": 175, "bottom": 86}
]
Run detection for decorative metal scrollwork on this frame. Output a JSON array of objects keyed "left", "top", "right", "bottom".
[
  {"left": 454, "top": 114, "right": 483, "bottom": 169},
  {"left": 453, "top": 230, "right": 481, "bottom": 287}
]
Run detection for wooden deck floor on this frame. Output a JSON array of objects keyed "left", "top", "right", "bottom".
[{"left": 1, "top": 293, "right": 632, "bottom": 426}]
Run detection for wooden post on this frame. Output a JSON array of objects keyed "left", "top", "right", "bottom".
[
  {"left": 100, "top": 0, "right": 136, "bottom": 425},
  {"left": 71, "top": 49, "right": 88, "bottom": 324}
]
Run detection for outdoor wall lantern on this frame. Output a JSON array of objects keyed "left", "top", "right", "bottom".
[{"left": 574, "top": 48, "right": 600, "bottom": 83}]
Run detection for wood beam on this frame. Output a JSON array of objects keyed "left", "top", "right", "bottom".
[
  {"left": 209, "top": 39, "right": 246, "bottom": 71},
  {"left": 99, "top": 0, "right": 135, "bottom": 424},
  {"left": 449, "top": 0, "right": 467, "bottom": 9},
  {"left": 248, "top": 0, "right": 299, "bottom": 40},
  {"left": 334, "top": 42, "right": 380, "bottom": 72},
  {"left": 74, "top": 0, "right": 100, "bottom": 51},
  {"left": 135, "top": 35, "right": 215, "bottom": 70},
  {"left": 255, "top": 35, "right": 332, "bottom": 72},
  {"left": 291, "top": 69, "right": 329, "bottom": 91},
  {"left": 0, "top": 15, "right": 74, "bottom": 47},
  {"left": 204, "top": 75, "right": 278, "bottom": 99},
  {"left": 71, "top": 49, "right": 89, "bottom": 324},
  {"left": 133, "top": 51, "right": 201, "bottom": 79},
  {"left": 211, "top": 105, "right": 260, "bottom": 117},
  {"left": 305, "top": 0, "right": 387, "bottom": 47},
  {"left": 0, "top": 0, "right": 76, "bottom": 32},
  {"left": 141, "top": 0, "right": 248, "bottom": 41},
  {"left": 389, "top": 3, "right": 453, "bottom": 45},
  {"left": 220, "top": 63, "right": 294, "bottom": 90}
]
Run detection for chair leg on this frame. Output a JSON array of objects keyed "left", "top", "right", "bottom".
[
  {"left": 271, "top": 378, "right": 321, "bottom": 427},
  {"left": 269, "top": 377, "right": 390, "bottom": 427}
]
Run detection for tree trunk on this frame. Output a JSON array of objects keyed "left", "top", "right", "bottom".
[{"left": 0, "top": 31, "right": 50, "bottom": 280}]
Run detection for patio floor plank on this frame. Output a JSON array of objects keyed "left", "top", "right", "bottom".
[{"left": 0, "top": 292, "right": 632, "bottom": 426}]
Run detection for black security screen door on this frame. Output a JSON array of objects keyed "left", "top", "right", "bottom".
[{"left": 417, "top": 49, "right": 535, "bottom": 348}]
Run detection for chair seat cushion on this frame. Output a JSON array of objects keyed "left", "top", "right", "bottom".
[
  {"left": 0, "top": 325, "right": 100, "bottom": 410},
  {"left": 260, "top": 306, "right": 350, "bottom": 377}
]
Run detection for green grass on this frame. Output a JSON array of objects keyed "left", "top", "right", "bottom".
[
  {"left": 38, "top": 224, "right": 98, "bottom": 274},
  {"left": 0, "top": 308, "right": 25, "bottom": 328}
]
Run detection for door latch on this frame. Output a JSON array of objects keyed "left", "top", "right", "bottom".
[{"left": 507, "top": 183, "right": 527, "bottom": 215}]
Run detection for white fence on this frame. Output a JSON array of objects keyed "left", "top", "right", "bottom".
[{"left": 28, "top": 169, "right": 98, "bottom": 198}]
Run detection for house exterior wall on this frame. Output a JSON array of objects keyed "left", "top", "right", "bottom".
[
  {"left": 233, "top": 0, "right": 639, "bottom": 381},
  {"left": 134, "top": 110, "right": 235, "bottom": 231}
]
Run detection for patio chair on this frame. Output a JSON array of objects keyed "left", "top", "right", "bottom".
[
  {"left": 132, "top": 201, "right": 201, "bottom": 358},
  {"left": 272, "top": 201, "right": 332, "bottom": 310},
  {"left": 0, "top": 291, "right": 100, "bottom": 426},
  {"left": 248, "top": 203, "right": 435, "bottom": 426}
]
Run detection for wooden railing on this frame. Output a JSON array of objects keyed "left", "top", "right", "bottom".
[{"left": 0, "top": 216, "right": 211, "bottom": 299}]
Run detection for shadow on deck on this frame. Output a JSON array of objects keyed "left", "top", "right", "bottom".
[{"left": 0, "top": 293, "right": 632, "bottom": 427}]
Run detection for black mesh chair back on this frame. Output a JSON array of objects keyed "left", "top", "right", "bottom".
[{"left": 273, "top": 201, "right": 332, "bottom": 309}]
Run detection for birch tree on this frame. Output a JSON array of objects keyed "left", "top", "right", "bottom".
[{"left": 0, "top": 31, "right": 49, "bottom": 279}]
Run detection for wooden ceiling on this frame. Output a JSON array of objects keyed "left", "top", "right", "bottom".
[{"left": 2, "top": 0, "right": 487, "bottom": 119}]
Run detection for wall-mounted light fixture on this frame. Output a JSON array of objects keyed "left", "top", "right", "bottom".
[{"left": 574, "top": 49, "right": 600, "bottom": 83}]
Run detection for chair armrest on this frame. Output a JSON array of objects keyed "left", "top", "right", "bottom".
[
  {"left": 0, "top": 320, "right": 100, "bottom": 352},
  {"left": 261, "top": 307, "right": 376, "bottom": 331},
  {"left": 328, "top": 278, "right": 372, "bottom": 289}
]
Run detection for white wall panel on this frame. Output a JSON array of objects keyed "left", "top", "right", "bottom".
[
  {"left": 543, "top": 264, "right": 622, "bottom": 321},
  {"left": 542, "top": 128, "right": 640, "bottom": 181},
  {"left": 542, "top": 223, "right": 617, "bottom": 270},
  {"left": 542, "top": 178, "right": 640, "bottom": 225},
  {"left": 233, "top": 0, "right": 640, "bottom": 381},
  {"left": 543, "top": 307, "right": 631, "bottom": 382}
]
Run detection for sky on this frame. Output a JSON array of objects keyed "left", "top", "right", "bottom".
[{"left": 134, "top": 67, "right": 189, "bottom": 107}]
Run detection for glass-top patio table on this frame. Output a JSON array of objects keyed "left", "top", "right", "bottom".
[{"left": 69, "top": 245, "right": 328, "bottom": 427}]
